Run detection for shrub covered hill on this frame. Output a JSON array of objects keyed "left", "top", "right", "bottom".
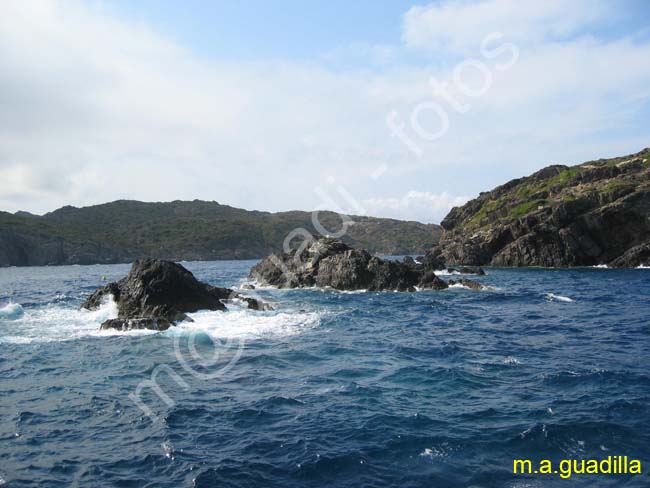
[
  {"left": 427, "top": 148, "right": 650, "bottom": 268},
  {"left": 0, "top": 200, "right": 441, "bottom": 266}
]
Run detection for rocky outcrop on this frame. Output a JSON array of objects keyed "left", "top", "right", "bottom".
[
  {"left": 249, "top": 237, "right": 448, "bottom": 291},
  {"left": 431, "top": 148, "right": 650, "bottom": 268},
  {"left": 83, "top": 259, "right": 268, "bottom": 331},
  {"left": 448, "top": 279, "right": 486, "bottom": 290},
  {"left": 100, "top": 317, "right": 173, "bottom": 332},
  {"left": 447, "top": 266, "right": 486, "bottom": 275}
]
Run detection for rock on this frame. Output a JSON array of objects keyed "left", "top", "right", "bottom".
[
  {"left": 100, "top": 317, "right": 172, "bottom": 331},
  {"left": 241, "top": 284, "right": 256, "bottom": 290},
  {"left": 608, "top": 241, "right": 650, "bottom": 268},
  {"left": 432, "top": 148, "right": 650, "bottom": 268},
  {"left": 447, "top": 278, "right": 486, "bottom": 290},
  {"left": 418, "top": 247, "right": 446, "bottom": 270},
  {"left": 249, "top": 237, "right": 448, "bottom": 291},
  {"left": 82, "top": 259, "right": 268, "bottom": 330},
  {"left": 418, "top": 271, "right": 449, "bottom": 290},
  {"left": 447, "top": 266, "right": 486, "bottom": 275}
]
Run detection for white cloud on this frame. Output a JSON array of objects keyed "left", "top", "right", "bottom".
[
  {"left": 363, "top": 191, "right": 469, "bottom": 223},
  {"left": 402, "top": 0, "right": 611, "bottom": 53},
  {"left": 0, "top": 0, "right": 648, "bottom": 225}
]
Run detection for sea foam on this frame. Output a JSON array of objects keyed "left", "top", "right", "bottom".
[
  {"left": 0, "top": 295, "right": 319, "bottom": 344},
  {"left": 0, "top": 303, "right": 24, "bottom": 320},
  {"left": 546, "top": 293, "right": 574, "bottom": 303},
  {"left": 167, "top": 307, "right": 321, "bottom": 341}
]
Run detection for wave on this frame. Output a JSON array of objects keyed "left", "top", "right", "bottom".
[
  {"left": 545, "top": 293, "right": 574, "bottom": 303},
  {"left": 446, "top": 283, "right": 500, "bottom": 292},
  {"left": 0, "top": 297, "right": 123, "bottom": 344},
  {"left": 637, "top": 264, "right": 650, "bottom": 269},
  {"left": 591, "top": 264, "right": 610, "bottom": 269},
  {"left": 0, "top": 303, "right": 24, "bottom": 320},
  {"left": 434, "top": 269, "right": 462, "bottom": 276},
  {"left": 448, "top": 283, "right": 470, "bottom": 289},
  {"left": 166, "top": 307, "right": 321, "bottom": 341},
  {"left": 0, "top": 294, "right": 319, "bottom": 344}
]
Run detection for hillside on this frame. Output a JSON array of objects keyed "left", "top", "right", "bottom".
[
  {"left": 0, "top": 200, "right": 441, "bottom": 266},
  {"left": 428, "top": 148, "right": 650, "bottom": 268}
]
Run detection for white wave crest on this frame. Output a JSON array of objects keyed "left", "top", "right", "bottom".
[
  {"left": 167, "top": 308, "right": 321, "bottom": 341},
  {"left": 0, "top": 297, "right": 121, "bottom": 344},
  {"left": 0, "top": 303, "right": 24, "bottom": 320},
  {"left": 546, "top": 293, "right": 574, "bottom": 303},
  {"left": 448, "top": 283, "right": 470, "bottom": 289},
  {"left": 434, "top": 269, "right": 461, "bottom": 276},
  {"left": 0, "top": 292, "right": 319, "bottom": 344},
  {"left": 637, "top": 264, "right": 650, "bottom": 269}
]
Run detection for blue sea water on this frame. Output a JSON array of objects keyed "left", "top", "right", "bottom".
[{"left": 0, "top": 261, "right": 649, "bottom": 487}]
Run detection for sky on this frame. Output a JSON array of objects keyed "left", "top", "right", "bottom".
[{"left": 1, "top": 0, "right": 649, "bottom": 223}]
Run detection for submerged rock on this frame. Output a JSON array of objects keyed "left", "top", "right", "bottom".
[
  {"left": 447, "top": 266, "right": 486, "bottom": 275},
  {"left": 100, "top": 317, "right": 172, "bottom": 332},
  {"left": 83, "top": 259, "right": 268, "bottom": 330},
  {"left": 249, "top": 237, "right": 448, "bottom": 291},
  {"left": 447, "top": 278, "right": 486, "bottom": 290}
]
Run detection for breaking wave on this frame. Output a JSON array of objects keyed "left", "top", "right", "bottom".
[
  {"left": 546, "top": 293, "right": 574, "bottom": 303},
  {"left": 166, "top": 307, "right": 321, "bottom": 341},
  {"left": 0, "top": 297, "right": 319, "bottom": 345},
  {"left": 0, "top": 302, "right": 24, "bottom": 320}
]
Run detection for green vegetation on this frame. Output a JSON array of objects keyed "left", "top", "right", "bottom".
[
  {"left": 602, "top": 179, "right": 634, "bottom": 193},
  {"left": 510, "top": 199, "right": 547, "bottom": 219},
  {"left": 448, "top": 148, "right": 650, "bottom": 238},
  {"left": 0, "top": 200, "right": 442, "bottom": 266}
]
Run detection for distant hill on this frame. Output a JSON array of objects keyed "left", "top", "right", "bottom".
[
  {"left": 0, "top": 200, "right": 442, "bottom": 266},
  {"left": 429, "top": 148, "right": 650, "bottom": 267}
]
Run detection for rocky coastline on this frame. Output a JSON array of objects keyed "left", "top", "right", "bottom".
[
  {"left": 429, "top": 148, "right": 650, "bottom": 268},
  {"left": 82, "top": 259, "right": 269, "bottom": 331},
  {"left": 249, "top": 237, "right": 486, "bottom": 292}
]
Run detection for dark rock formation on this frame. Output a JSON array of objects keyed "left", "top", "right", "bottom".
[
  {"left": 431, "top": 148, "right": 650, "bottom": 268},
  {"left": 100, "top": 317, "right": 172, "bottom": 332},
  {"left": 447, "top": 266, "right": 486, "bottom": 275},
  {"left": 448, "top": 279, "right": 486, "bottom": 290},
  {"left": 249, "top": 237, "right": 448, "bottom": 291},
  {"left": 83, "top": 259, "right": 268, "bottom": 331}
]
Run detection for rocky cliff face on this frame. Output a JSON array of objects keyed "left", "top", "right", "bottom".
[{"left": 430, "top": 148, "right": 650, "bottom": 268}]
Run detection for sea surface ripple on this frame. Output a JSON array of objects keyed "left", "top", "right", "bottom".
[{"left": 0, "top": 261, "right": 649, "bottom": 487}]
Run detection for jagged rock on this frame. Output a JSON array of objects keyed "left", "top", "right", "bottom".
[
  {"left": 249, "top": 237, "right": 448, "bottom": 291},
  {"left": 447, "top": 278, "right": 486, "bottom": 290},
  {"left": 100, "top": 317, "right": 172, "bottom": 331},
  {"left": 608, "top": 242, "right": 650, "bottom": 268},
  {"left": 432, "top": 148, "right": 650, "bottom": 268},
  {"left": 418, "top": 271, "right": 448, "bottom": 290},
  {"left": 82, "top": 259, "right": 268, "bottom": 330},
  {"left": 447, "top": 266, "right": 486, "bottom": 275}
]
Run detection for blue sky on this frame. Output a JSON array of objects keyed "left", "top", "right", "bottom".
[
  {"left": 112, "top": 0, "right": 650, "bottom": 61},
  {"left": 111, "top": 0, "right": 413, "bottom": 61},
  {"left": 1, "top": 0, "right": 649, "bottom": 222}
]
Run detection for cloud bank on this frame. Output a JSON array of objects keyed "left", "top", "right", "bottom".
[{"left": 0, "top": 0, "right": 649, "bottom": 223}]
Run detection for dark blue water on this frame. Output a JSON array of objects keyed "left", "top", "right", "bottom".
[{"left": 1, "top": 262, "right": 649, "bottom": 487}]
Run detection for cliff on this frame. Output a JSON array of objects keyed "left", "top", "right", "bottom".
[{"left": 429, "top": 148, "right": 650, "bottom": 268}]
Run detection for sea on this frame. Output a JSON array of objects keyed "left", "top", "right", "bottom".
[{"left": 0, "top": 260, "right": 649, "bottom": 487}]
